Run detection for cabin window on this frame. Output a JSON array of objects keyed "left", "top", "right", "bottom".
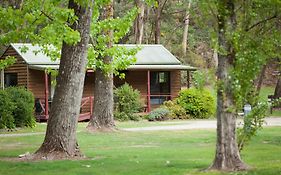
[
  {"left": 4, "top": 73, "right": 18, "bottom": 87},
  {"left": 150, "top": 71, "right": 170, "bottom": 105}
]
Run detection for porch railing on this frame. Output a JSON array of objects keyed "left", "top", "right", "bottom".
[
  {"left": 143, "top": 94, "right": 173, "bottom": 112},
  {"left": 35, "top": 96, "right": 94, "bottom": 122}
]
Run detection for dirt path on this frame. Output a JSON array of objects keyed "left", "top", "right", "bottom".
[
  {"left": 1, "top": 117, "right": 281, "bottom": 136},
  {"left": 122, "top": 117, "right": 281, "bottom": 132},
  {"left": 0, "top": 132, "right": 45, "bottom": 138}
]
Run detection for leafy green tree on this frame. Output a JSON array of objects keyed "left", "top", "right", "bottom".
[
  {"left": 34, "top": 0, "right": 93, "bottom": 159},
  {"left": 0, "top": 0, "right": 93, "bottom": 159},
  {"left": 87, "top": 0, "right": 138, "bottom": 131},
  {"left": 195, "top": 0, "right": 281, "bottom": 171}
]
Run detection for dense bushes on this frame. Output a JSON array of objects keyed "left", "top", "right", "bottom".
[
  {"left": 147, "top": 108, "right": 170, "bottom": 121},
  {"left": 0, "top": 87, "right": 35, "bottom": 129},
  {"left": 0, "top": 90, "right": 15, "bottom": 129},
  {"left": 177, "top": 88, "right": 215, "bottom": 119},
  {"left": 114, "top": 83, "right": 142, "bottom": 121},
  {"left": 162, "top": 100, "right": 189, "bottom": 119},
  {"left": 146, "top": 88, "right": 215, "bottom": 121}
]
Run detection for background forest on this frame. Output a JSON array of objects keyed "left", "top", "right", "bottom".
[{"left": 114, "top": 0, "right": 280, "bottom": 88}]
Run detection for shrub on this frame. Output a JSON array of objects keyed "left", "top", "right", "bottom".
[
  {"left": 162, "top": 100, "right": 189, "bottom": 119},
  {"left": 0, "top": 90, "right": 15, "bottom": 129},
  {"left": 5, "top": 87, "right": 36, "bottom": 128},
  {"left": 237, "top": 102, "right": 268, "bottom": 152},
  {"left": 177, "top": 88, "right": 215, "bottom": 119},
  {"left": 192, "top": 70, "right": 207, "bottom": 90},
  {"left": 114, "top": 111, "right": 130, "bottom": 121},
  {"left": 147, "top": 108, "right": 170, "bottom": 121},
  {"left": 114, "top": 83, "right": 142, "bottom": 121}
]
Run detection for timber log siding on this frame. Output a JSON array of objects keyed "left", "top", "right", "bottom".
[{"left": 1, "top": 46, "right": 28, "bottom": 87}]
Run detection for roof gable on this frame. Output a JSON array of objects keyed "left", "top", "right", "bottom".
[{"left": 11, "top": 43, "right": 59, "bottom": 65}]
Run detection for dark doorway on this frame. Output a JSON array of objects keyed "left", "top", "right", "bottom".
[{"left": 150, "top": 71, "right": 170, "bottom": 104}]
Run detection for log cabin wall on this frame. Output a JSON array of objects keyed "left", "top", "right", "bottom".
[
  {"left": 83, "top": 72, "right": 94, "bottom": 97},
  {"left": 170, "top": 70, "right": 181, "bottom": 99},
  {"left": 28, "top": 69, "right": 45, "bottom": 98},
  {"left": 81, "top": 72, "right": 94, "bottom": 113},
  {"left": 114, "top": 70, "right": 148, "bottom": 105},
  {"left": 1, "top": 46, "right": 28, "bottom": 87}
]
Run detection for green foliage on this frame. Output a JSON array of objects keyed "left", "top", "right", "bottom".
[
  {"left": 0, "top": 0, "right": 81, "bottom": 61},
  {"left": 162, "top": 100, "right": 189, "bottom": 119},
  {"left": 177, "top": 88, "right": 215, "bottom": 119},
  {"left": 0, "top": 56, "right": 16, "bottom": 70},
  {"left": 88, "top": 2, "right": 139, "bottom": 76},
  {"left": 0, "top": 90, "right": 15, "bottom": 129},
  {"left": 5, "top": 87, "right": 36, "bottom": 128},
  {"left": 192, "top": 70, "right": 207, "bottom": 90},
  {"left": 237, "top": 102, "right": 268, "bottom": 152},
  {"left": 197, "top": 0, "right": 281, "bottom": 111},
  {"left": 114, "top": 83, "right": 142, "bottom": 121},
  {"left": 147, "top": 108, "right": 170, "bottom": 121}
]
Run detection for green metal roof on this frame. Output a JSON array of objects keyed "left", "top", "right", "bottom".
[{"left": 10, "top": 43, "right": 196, "bottom": 70}]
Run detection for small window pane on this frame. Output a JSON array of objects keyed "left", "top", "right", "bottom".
[
  {"left": 4, "top": 73, "right": 18, "bottom": 87},
  {"left": 159, "top": 72, "right": 166, "bottom": 83}
]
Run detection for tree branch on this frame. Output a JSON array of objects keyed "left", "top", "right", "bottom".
[
  {"left": 246, "top": 14, "right": 278, "bottom": 32},
  {"left": 41, "top": 10, "right": 54, "bottom": 21},
  {"left": 160, "top": 0, "right": 168, "bottom": 14}
]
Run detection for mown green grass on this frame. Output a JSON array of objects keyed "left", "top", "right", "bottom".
[
  {"left": 0, "top": 127, "right": 281, "bottom": 175},
  {"left": 0, "top": 120, "right": 204, "bottom": 134},
  {"left": 259, "top": 86, "right": 281, "bottom": 116}
]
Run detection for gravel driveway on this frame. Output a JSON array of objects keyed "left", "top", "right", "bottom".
[
  {"left": 1, "top": 117, "right": 281, "bottom": 137},
  {"left": 122, "top": 117, "right": 281, "bottom": 132}
]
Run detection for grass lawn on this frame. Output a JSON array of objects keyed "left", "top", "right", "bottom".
[
  {"left": 0, "top": 126, "right": 281, "bottom": 175},
  {"left": 259, "top": 86, "right": 281, "bottom": 116}
]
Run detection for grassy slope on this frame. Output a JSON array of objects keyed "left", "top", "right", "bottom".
[{"left": 0, "top": 127, "right": 281, "bottom": 175}]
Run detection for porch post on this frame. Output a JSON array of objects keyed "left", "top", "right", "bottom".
[
  {"left": 147, "top": 70, "right": 151, "bottom": 112},
  {"left": 44, "top": 71, "right": 49, "bottom": 117},
  {"left": 187, "top": 71, "right": 190, "bottom": 88},
  {"left": 0, "top": 69, "right": 4, "bottom": 90}
]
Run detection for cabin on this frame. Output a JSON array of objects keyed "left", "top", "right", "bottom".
[{"left": 0, "top": 43, "right": 195, "bottom": 121}]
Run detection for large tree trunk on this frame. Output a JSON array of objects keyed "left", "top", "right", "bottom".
[
  {"left": 209, "top": 0, "right": 248, "bottom": 171},
  {"left": 182, "top": 0, "right": 192, "bottom": 56},
  {"left": 134, "top": 0, "right": 145, "bottom": 44},
  {"left": 274, "top": 75, "right": 281, "bottom": 98},
  {"left": 33, "top": 0, "right": 92, "bottom": 160},
  {"left": 87, "top": 0, "right": 116, "bottom": 131}
]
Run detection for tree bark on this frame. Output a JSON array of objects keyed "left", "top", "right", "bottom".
[
  {"left": 274, "top": 75, "right": 281, "bottom": 98},
  {"left": 209, "top": 0, "right": 248, "bottom": 171},
  {"left": 33, "top": 0, "right": 92, "bottom": 160},
  {"left": 134, "top": 0, "right": 145, "bottom": 44},
  {"left": 256, "top": 64, "right": 267, "bottom": 93},
  {"left": 87, "top": 0, "right": 116, "bottom": 132},
  {"left": 182, "top": 0, "right": 192, "bottom": 56}
]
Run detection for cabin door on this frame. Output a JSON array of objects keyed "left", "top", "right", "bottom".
[{"left": 150, "top": 71, "right": 170, "bottom": 105}]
